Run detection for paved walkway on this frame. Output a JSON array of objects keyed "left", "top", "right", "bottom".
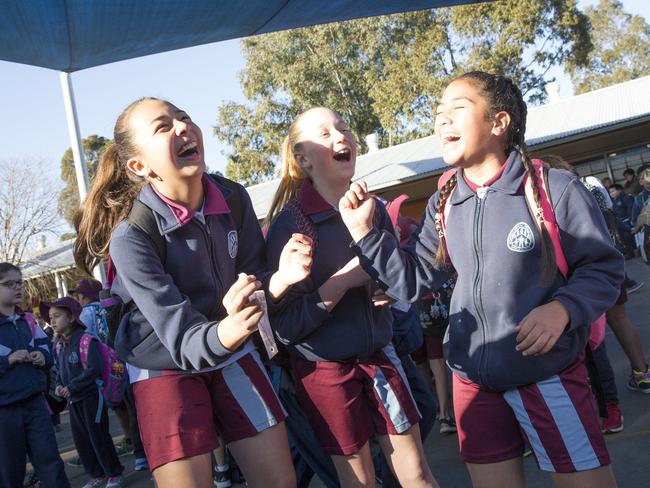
[{"left": 44, "top": 259, "right": 650, "bottom": 487}]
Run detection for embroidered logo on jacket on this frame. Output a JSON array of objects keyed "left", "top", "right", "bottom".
[
  {"left": 507, "top": 222, "right": 535, "bottom": 253},
  {"left": 227, "top": 230, "right": 238, "bottom": 259}
]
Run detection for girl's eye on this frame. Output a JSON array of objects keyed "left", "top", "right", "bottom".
[
  {"left": 452, "top": 106, "right": 465, "bottom": 110},
  {"left": 321, "top": 131, "right": 330, "bottom": 137},
  {"left": 155, "top": 124, "right": 170, "bottom": 132}
]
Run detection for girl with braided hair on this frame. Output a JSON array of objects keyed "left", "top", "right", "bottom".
[{"left": 339, "top": 72, "right": 623, "bottom": 487}]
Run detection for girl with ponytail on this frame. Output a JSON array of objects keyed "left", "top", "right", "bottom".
[
  {"left": 75, "top": 97, "right": 312, "bottom": 488},
  {"left": 339, "top": 73, "right": 623, "bottom": 487},
  {"left": 266, "top": 107, "right": 438, "bottom": 487}
]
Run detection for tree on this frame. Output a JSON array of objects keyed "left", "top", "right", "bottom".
[
  {"left": 0, "top": 160, "right": 63, "bottom": 264},
  {"left": 57, "top": 135, "right": 111, "bottom": 226},
  {"left": 567, "top": 0, "right": 650, "bottom": 94},
  {"left": 216, "top": 0, "right": 590, "bottom": 184}
]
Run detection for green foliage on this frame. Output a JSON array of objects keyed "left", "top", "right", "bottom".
[
  {"left": 567, "top": 0, "right": 650, "bottom": 94},
  {"left": 57, "top": 135, "right": 110, "bottom": 226},
  {"left": 216, "top": 0, "right": 590, "bottom": 184}
]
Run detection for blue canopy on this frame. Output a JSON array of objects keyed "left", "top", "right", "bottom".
[{"left": 0, "top": 0, "right": 483, "bottom": 72}]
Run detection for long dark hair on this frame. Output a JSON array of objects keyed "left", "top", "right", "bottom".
[
  {"left": 74, "top": 97, "right": 166, "bottom": 274},
  {"left": 434, "top": 72, "right": 556, "bottom": 281}
]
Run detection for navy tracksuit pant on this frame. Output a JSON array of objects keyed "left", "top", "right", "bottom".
[
  {"left": 0, "top": 394, "right": 70, "bottom": 488},
  {"left": 69, "top": 391, "right": 123, "bottom": 479}
]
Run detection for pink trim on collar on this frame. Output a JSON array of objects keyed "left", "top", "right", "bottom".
[
  {"left": 150, "top": 175, "right": 230, "bottom": 226},
  {"left": 297, "top": 179, "right": 335, "bottom": 215}
]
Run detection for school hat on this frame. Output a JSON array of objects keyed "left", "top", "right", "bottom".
[
  {"left": 71, "top": 278, "right": 102, "bottom": 302},
  {"left": 39, "top": 297, "right": 86, "bottom": 329}
]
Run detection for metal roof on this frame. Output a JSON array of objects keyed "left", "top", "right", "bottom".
[
  {"left": 247, "top": 75, "right": 650, "bottom": 218},
  {"left": 20, "top": 239, "right": 76, "bottom": 279}
]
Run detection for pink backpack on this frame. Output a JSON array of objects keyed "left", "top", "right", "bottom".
[
  {"left": 437, "top": 159, "right": 607, "bottom": 350},
  {"left": 57, "top": 333, "right": 127, "bottom": 407}
]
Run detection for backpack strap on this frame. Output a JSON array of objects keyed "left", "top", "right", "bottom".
[
  {"left": 522, "top": 159, "right": 569, "bottom": 279},
  {"left": 23, "top": 312, "right": 37, "bottom": 339},
  {"left": 285, "top": 199, "right": 319, "bottom": 252},
  {"left": 128, "top": 199, "right": 166, "bottom": 263},
  {"left": 78, "top": 333, "right": 93, "bottom": 369}
]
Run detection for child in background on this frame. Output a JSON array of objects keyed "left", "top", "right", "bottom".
[
  {"left": 44, "top": 297, "right": 124, "bottom": 488},
  {"left": 0, "top": 263, "right": 70, "bottom": 488},
  {"left": 340, "top": 72, "right": 623, "bottom": 487},
  {"left": 73, "top": 278, "right": 108, "bottom": 342}
]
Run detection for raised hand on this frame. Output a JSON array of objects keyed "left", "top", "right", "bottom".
[
  {"left": 218, "top": 274, "right": 264, "bottom": 350},
  {"left": 277, "top": 233, "right": 313, "bottom": 286},
  {"left": 339, "top": 181, "right": 376, "bottom": 242},
  {"left": 515, "top": 300, "right": 570, "bottom": 356}
]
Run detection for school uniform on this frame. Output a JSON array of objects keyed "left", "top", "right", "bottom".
[
  {"left": 0, "top": 312, "right": 70, "bottom": 488},
  {"left": 109, "top": 174, "right": 285, "bottom": 470},
  {"left": 56, "top": 328, "right": 123, "bottom": 479},
  {"left": 351, "top": 152, "right": 624, "bottom": 472},
  {"left": 266, "top": 179, "right": 420, "bottom": 456}
]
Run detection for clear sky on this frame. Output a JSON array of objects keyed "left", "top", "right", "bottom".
[{"left": 1, "top": 0, "right": 649, "bottom": 182}]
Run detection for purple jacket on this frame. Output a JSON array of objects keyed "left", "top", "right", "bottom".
[
  {"left": 110, "top": 175, "right": 266, "bottom": 370},
  {"left": 266, "top": 179, "right": 395, "bottom": 361},
  {"left": 352, "top": 153, "right": 624, "bottom": 391}
]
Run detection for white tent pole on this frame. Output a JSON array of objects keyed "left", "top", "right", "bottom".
[{"left": 60, "top": 72, "right": 106, "bottom": 284}]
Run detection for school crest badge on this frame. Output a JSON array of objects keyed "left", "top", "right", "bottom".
[
  {"left": 227, "top": 230, "right": 238, "bottom": 259},
  {"left": 507, "top": 222, "right": 535, "bottom": 253}
]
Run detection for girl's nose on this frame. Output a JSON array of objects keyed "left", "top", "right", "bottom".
[{"left": 174, "top": 119, "right": 189, "bottom": 135}]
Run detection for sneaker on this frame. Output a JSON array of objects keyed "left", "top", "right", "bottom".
[
  {"left": 213, "top": 465, "right": 232, "bottom": 488},
  {"left": 626, "top": 280, "right": 645, "bottom": 294},
  {"left": 439, "top": 416, "right": 457, "bottom": 434},
  {"left": 627, "top": 366, "right": 650, "bottom": 393},
  {"left": 601, "top": 402, "right": 624, "bottom": 434},
  {"left": 106, "top": 476, "right": 124, "bottom": 488},
  {"left": 66, "top": 456, "right": 83, "bottom": 467},
  {"left": 81, "top": 479, "right": 104, "bottom": 488},
  {"left": 134, "top": 457, "right": 149, "bottom": 471},
  {"left": 23, "top": 471, "right": 39, "bottom": 487}
]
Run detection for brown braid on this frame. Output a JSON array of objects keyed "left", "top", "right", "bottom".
[
  {"left": 453, "top": 71, "right": 556, "bottom": 282},
  {"left": 434, "top": 172, "right": 458, "bottom": 266}
]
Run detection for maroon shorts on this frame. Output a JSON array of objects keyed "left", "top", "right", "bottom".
[
  {"left": 411, "top": 336, "right": 444, "bottom": 363},
  {"left": 453, "top": 357, "right": 609, "bottom": 473},
  {"left": 133, "top": 352, "right": 286, "bottom": 470},
  {"left": 292, "top": 345, "right": 421, "bottom": 456}
]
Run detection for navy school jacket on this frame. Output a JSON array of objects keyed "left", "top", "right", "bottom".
[
  {"left": 55, "top": 328, "right": 102, "bottom": 403},
  {"left": 0, "top": 312, "right": 53, "bottom": 406},
  {"left": 110, "top": 175, "right": 266, "bottom": 371},
  {"left": 352, "top": 152, "right": 624, "bottom": 391},
  {"left": 266, "top": 179, "right": 395, "bottom": 362}
]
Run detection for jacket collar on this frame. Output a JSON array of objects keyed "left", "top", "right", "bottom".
[
  {"left": 450, "top": 151, "right": 525, "bottom": 205},
  {"left": 138, "top": 174, "right": 231, "bottom": 235},
  {"left": 297, "top": 178, "right": 338, "bottom": 217}
]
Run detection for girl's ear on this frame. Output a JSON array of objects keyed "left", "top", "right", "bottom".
[
  {"left": 126, "top": 157, "right": 148, "bottom": 177},
  {"left": 491, "top": 111, "right": 512, "bottom": 137}
]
